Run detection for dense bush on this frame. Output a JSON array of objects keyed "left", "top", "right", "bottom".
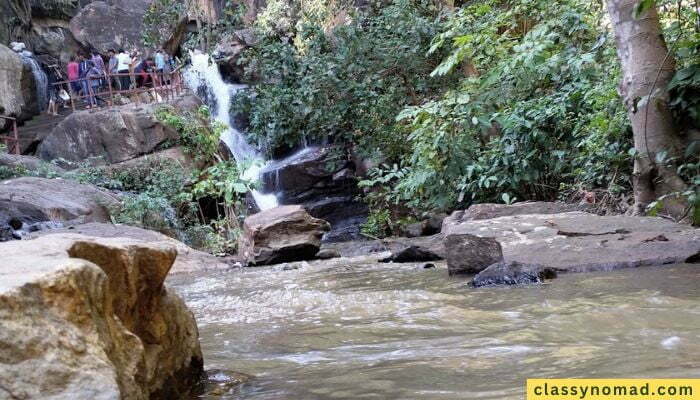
[{"left": 234, "top": 0, "right": 456, "bottom": 157}]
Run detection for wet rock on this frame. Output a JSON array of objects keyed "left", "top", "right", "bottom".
[
  {"left": 196, "top": 369, "right": 252, "bottom": 398},
  {"left": 0, "top": 234, "right": 204, "bottom": 399},
  {"left": 239, "top": 205, "right": 331, "bottom": 266},
  {"left": 36, "top": 103, "right": 180, "bottom": 166},
  {"left": 470, "top": 261, "right": 558, "bottom": 287},
  {"left": 34, "top": 222, "right": 233, "bottom": 274},
  {"left": 442, "top": 211, "right": 700, "bottom": 273},
  {"left": 380, "top": 245, "right": 443, "bottom": 263},
  {"left": 403, "top": 222, "right": 424, "bottom": 238},
  {"left": 0, "top": 200, "right": 52, "bottom": 241},
  {"left": 261, "top": 147, "right": 368, "bottom": 242},
  {"left": 445, "top": 234, "right": 503, "bottom": 276},
  {"left": 442, "top": 201, "right": 588, "bottom": 234},
  {"left": 0, "top": 177, "right": 119, "bottom": 223},
  {"left": 316, "top": 248, "right": 341, "bottom": 260}
]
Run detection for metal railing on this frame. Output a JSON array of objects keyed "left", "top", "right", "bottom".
[
  {"left": 0, "top": 69, "right": 186, "bottom": 156},
  {"left": 53, "top": 69, "right": 185, "bottom": 112},
  {"left": 0, "top": 116, "right": 20, "bottom": 155}
]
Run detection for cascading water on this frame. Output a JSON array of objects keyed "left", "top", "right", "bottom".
[
  {"left": 184, "top": 52, "right": 279, "bottom": 210},
  {"left": 18, "top": 50, "right": 48, "bottom": 112}
]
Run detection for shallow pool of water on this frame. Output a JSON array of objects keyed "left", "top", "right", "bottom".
[{"left": 168, "top": 259, "right": 700, "bottom": 399}]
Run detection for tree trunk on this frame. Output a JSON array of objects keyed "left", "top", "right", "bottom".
[{"left": 606, "top": 0, "right": 689, "bottom": 219}]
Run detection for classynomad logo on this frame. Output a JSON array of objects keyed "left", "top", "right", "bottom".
[{"left": 527, "top": 379, "right": 700, "bottom": 399}]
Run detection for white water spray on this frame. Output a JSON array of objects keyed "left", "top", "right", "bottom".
[
  {"left": 184, "top": 52, "right": 278, "bottom": 210},
  {"left": 15, "top": 47, "right": 48, "bottom": 111}
]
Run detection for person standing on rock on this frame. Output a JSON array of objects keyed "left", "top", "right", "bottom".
[
  {"left": 66, "top": 56, "right": 80, "bottom": 97},
  {"left": 116, "top": 49, "right": 132, "bottom": 91},
  {"left": 154, "top": 49, "right": 165, "bottom": 86},
  {"left": 90, "top": 50, "right": 106, "bottom": 90},
  {"left": 107, "top": 49, "right": 120, "bottom": 90},
  {"left": 86, "top": 61, "right": 104, "bottom": 109},
  {"left": 78, "top": 54, "right": 91, "bottom": 106}
]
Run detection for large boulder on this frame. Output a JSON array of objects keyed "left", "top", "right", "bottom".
[
  {"left": 0, "top": 177, "right": 119, "bottom": 223},
  {"left": 0, "top": 44, "right": 39, "bottom": 125},
  {"left": 445, "top": 234, "right": 504, "bottom": 276},
  {"left": 442, "top": 209, "right": 700, "bottom": 273},
  {"left": 35, "top": 222, "right": 233, "bottom": 274},
  {"left": 238, "top": 205, "right": 331, "bottom": 266},
  {"left": 261, "top": 147, "right": 368, "bottom": 242},
  {"left": 36, "top": 104, "right": 179, "bottom": 166},
  {"left": 70, "top": 0, "right": 188, "bottom": 55},
  {"left": 0, "top": 234, "right": 204, "bottom": 399}
]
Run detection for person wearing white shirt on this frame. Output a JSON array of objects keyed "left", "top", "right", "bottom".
[{"left": 116, "top": 49, "right": 132, "bottom": 91}]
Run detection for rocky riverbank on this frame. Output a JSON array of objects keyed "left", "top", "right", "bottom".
[{"left": 0, "top": 234, "right": 204, "bottom": 399}]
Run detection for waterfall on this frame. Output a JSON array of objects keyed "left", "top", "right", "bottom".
[
  {"left": 18, "top": 50, "right": 48, "bottom": 112},
  {"left": 184, "top": 52, "right": 279, "bottom": 211}
]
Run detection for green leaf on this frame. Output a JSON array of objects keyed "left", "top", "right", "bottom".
[{"left": 633, "top": 0, "right": 656, "bottom": 18}]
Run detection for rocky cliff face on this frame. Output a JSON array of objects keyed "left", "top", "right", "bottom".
[{"left": 0, "top": 233, "right": 204, "bottom": 399}]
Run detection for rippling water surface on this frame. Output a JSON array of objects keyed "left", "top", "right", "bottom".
[{"left": 168, "top": 259, "right": 700, "bottom": 399}]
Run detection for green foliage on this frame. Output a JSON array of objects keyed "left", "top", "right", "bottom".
[
  {"left": 142, "top": 0, "right": 186, "bottom": 47},
  {"left": 236, "top": 0, "right": 455, "bottom": 157},
  {"left": 366, "top": 0, "right": 632, "bottom": 211},
  {"left": 155, "top": 105, "right": 224, "bottom": 163}
]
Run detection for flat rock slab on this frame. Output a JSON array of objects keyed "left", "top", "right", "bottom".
[
  {"left": 32, "top": 222, "right": 232, "bottom": 274},
  {"left": 444, "top": 212, "right": 700, "bottom": 273}
]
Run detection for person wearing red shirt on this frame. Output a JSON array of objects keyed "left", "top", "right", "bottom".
[{"left": 66, "top": 56, "right": 80, "bottom": 95}]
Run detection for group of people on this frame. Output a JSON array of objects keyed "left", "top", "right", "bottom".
[{"left": 57, "top": 48, "right": 177, "bottom": 111}]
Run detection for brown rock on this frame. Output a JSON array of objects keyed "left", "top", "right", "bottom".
[
  {"left": 445, "top": 234, "right": 504, "bottom": 276},
  {"left": 239, "top": 205, "right": 331, "bottom": 266},
  {"left": 0, "top": 234, "right": 204, "bottom": 399},
  {"left": 36, "top": 104, "right": 179, "bottom": 166},
  {"left": 33, "top": 222, "right": 233, "bottom": 274}
]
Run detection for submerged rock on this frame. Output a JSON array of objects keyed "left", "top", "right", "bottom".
[
  {"left": 0, "top": 234, "right": 204, "bottom": 399},
  {"left": 380, "top": 245, "right": 443, "bottom": 263},
  {"left": 445, "top": 234, "right": 504, "bottom": 276},
  {"left": 316, "top": 248, "right": 342, "bottom": 260},
  {"left": 239, "top": 205, "right": 331, "bottom": 266},
  {"left": 470, "top": 261, "right": 558, "bottom": 287}
]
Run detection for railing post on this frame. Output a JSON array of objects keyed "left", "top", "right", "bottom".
[
  {"left": 12, "top": 119, "right": 19, "bottom": 155},
  {"left": 107, "top": 72, "right": 114, "bottom": 108}
]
